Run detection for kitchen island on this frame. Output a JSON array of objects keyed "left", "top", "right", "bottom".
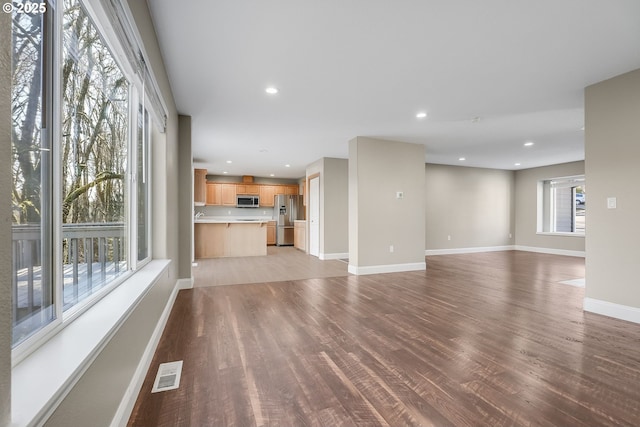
[{"left": 194, "top": 218, "right": 269, "bottom": 258}]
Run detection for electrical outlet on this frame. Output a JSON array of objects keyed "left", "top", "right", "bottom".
[{"left": 389, "top": 245, "right": 394, "bottom": 253}]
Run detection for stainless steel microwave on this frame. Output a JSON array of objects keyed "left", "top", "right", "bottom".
[{"left": 237, "top": 195, "right": 259, "bottom": 208}]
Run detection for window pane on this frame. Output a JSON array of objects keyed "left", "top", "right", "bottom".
[
  {"left": 137, "top": 106, "right": 149, "bottom": 262},
  {"left": 11, "top": 1, "right": 55, "bottom": 346},
  {"left": 62, "top": 0, "right": 129, "bottom": 310}
]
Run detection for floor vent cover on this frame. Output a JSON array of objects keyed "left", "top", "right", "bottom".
[{"left": 152, "top": 360, "right": 183, "bottom": 393}]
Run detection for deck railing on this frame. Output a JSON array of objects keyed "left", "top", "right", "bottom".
[{"left": 12, "top": 222, "right": 126, "bottom": 328}]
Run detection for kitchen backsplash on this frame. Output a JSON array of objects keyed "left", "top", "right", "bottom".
[{"left": 195, "top": 206, "right": 274, "bottom": 218}]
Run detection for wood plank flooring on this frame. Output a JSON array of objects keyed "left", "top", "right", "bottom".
[{"left": 129, "top": 251, "right": 640, "bottom": 426}]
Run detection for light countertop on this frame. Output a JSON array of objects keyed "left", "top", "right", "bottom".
[{"left": 195, "top": 217, "right": 271, "bottom": 224}]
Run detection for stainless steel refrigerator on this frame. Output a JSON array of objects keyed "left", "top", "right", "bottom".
[{"left": 274, "top": 194, "right": 303, "bottom": 246}]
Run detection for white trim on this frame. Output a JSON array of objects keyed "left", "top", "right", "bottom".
[
  {"left": 176, "top": 277, "right": 194, "bottom": 290},
  {"left": 425, "top": 246, "right": 515, "bottom": 256},
  {"left": 514, "top": 245, "right": 585, "bottom": 258},
  {"left": 110, "top": 276, "right": 188, "bottom": 427},
  {"left": 348, "top": 262, "right": 426, "bottom": 275},
  {"left": 583, "top": 297, "right": 640, "bottom": 325},
  {"left": 11, "top": 260, "right": 171, "bottom": 427},
  {"left": 536, "top": 232, "right": 585, "bottom": 238},
  {"left": 319, "top": 252, "right": 349, "bottom": 261}
]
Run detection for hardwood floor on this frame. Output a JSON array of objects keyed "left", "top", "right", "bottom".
[{"left": 128, "top": 251, "right": 640, "bottom": 426}]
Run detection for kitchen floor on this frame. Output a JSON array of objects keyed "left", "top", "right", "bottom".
[{"left": 192, "top": 246, "right": 349, "bottom": 287}]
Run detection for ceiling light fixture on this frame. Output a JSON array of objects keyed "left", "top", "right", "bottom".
[
  {"left": 270, "top": 174, "right": 275, "bottom": 177},
  {"left": 524, "top": 141, "right": 534, "bottom": 147},
  {"left": 515, "top": 162, "right": 521, "bottom": 166},
  {"left": 226, "top": 160, "right": 232, "bottom": 163},
  {"left": 416, "top": 112, "right": 427, "bottom": 119},
  {"left": 265, "top": 87, "right": 279, "bottom": 95},
  {"left": 285, "top": 164, "right": 290, "bottom": 168},
  {"left": 459, "top": 157, "right": 466, "bottom": 161},
  {"left": 223, "top": 171, "right": 228, "bottom": 174}
]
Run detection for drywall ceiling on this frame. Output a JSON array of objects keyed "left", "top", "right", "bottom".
[{"left": 147, "top": 0, "right": 640, "bottom": 179}]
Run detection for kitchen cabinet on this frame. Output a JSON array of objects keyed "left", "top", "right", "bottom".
[
  {"left": 267, "top": 220, "right": 276, "bottom": 245},
  {"left": 206, "top": 183, "right": 221, "bottom": 205},
  {"left": 195, "top": 222, "right": 267, "bottom": 258},
  {"left": 236, "top": 184, "right": 259, "bottom": 195},
  {"left": 294, "top": 220, "right": 306, "bottom": 251},
  {"left": 221, "top": 184, "right": 236, "bottom": 206},
  {"left": 194, "top": 169, "right": 207, "bottom": 205},
  {"left": 259, "top": 185, "right": 276, "bottom": 207},
  {"left": 285, "top": 185, "right": 299, "bottom": 195}
]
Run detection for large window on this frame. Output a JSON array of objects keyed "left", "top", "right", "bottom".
[
  {"left": 538, "top": 176, "right": 586, "bottom": 235},
  {"left": 62, "top": 0, "right": 130, "bottom": 311},
  {"left": 11, "top": 0, "right": 157, "bottom": 352},
  {"left": 11, "top": 0, "right": 55, "bottom": 345}
]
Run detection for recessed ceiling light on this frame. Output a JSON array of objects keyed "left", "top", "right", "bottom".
[
  {"left": 416, "top": 112, "right": 427, "bottom": 119},
  {"left": 285, "top": 164, "right": 290, "bottom": 168},
  {"left": 459, "top": 157, "right": 466, "bottom": 161},
  {"left": 226, "top": 160, "right": 232, "bottom": 164},
  {"left": 265, "top": 87, "right": 278, "bottom": 95},
  {"left": 222, "top": 171, "right": 228, "bottom": 174},
  {"left": 524, "top": 141, "right": 534, "bottom": 147},
  {"left": 270, "top": 173, "right": 275, "bottom": 177},
  {"left": 515, "top": 162, "right": 521, "bottom": 166}
]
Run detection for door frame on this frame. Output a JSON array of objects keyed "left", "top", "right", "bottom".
[{"left": 307, "top": 173, "right": 320, "bottom": 257}]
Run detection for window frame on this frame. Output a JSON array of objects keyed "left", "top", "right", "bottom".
[
  {"left": 536, "top": 174, "right": 586, "bottom": 237},
  {"left": 11, "top": 0, "right": 155, "bottom": 364}
]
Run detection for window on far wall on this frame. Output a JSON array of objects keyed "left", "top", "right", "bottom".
[{"left": 538, "top": 175, "right": 586, "bottom": 235}]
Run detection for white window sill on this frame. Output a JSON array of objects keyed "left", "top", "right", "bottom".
[
  {"left": 536, "top": 232, "right": 585, "bottom": 238},
  {"left": 11, "top": 259, "right": 171, "bottom": 427}
]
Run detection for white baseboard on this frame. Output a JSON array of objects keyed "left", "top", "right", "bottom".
[
  {"left": 583, "top": 297, "right": 640, "bottom": 324},
  {"left": 515, "top": 245, "right": 585, "bottom": 257},
  {"left": 319, "top": 252, "right": 349, "bottom": 260},
  {"left": 176, "top": 277, "right": 193, "bottom": 290},
  {"left": 110, "top": 278, "right": 185, "bottom": 427},
  {"left": 348, "top": 262, "right": 426, "bottom": 275},
  {"left": 425, "top": 245, "right": 515, "bottom": 256}
]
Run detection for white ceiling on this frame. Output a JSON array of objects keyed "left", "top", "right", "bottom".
[{"left": 147, "top": 0, "right": 640, "bottom": 179}]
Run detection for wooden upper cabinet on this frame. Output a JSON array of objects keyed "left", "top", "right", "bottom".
[
  {"left": 206, "top": 183, "right": 221, "bottom": 205},
  {"left": 237, "top": 184, "right": 259, "bottom": 195},
  {"left": 259, "top": 185, "right": 276, "bottom": 207},
  {"left": 194, "top": 169, "right": 207, "bottom": 205},
  {"left": 286, "top": 185, "right": 299, "bottom": 195},
  {"left": 221, "top": 184, "right": 237, "bottom": 206}
]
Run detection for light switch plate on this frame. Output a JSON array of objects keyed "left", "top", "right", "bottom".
[
  {"left": 607, "top": 197, "right": 617, "bottom": 209},
  {"left": 396, "top": 191, "right": 404, "bottom": 199}
]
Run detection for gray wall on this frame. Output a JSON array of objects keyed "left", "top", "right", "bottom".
[
  {"left": 178, "top": 115, "right": 193, "bottom": 278},
  {"left": 44, "top": 1, "right": 182, "bottom": 426},
  {"left": 349, "top": 137, "right": 425, "bottom": 268},
  {"left": 425, "top": 164, "right": 514, "bottom": 250},
  {"left": 585, "top": 68, "right": 640, "bottom": 307},
  {"left": 514, "top": 161, "right": 585, "bottom": 252},
  {"left": 1, "top": 10, "right": 12, "bottom": 427},
  {"left": 305, "top": 158, "right": 349, "bottom": 256}
]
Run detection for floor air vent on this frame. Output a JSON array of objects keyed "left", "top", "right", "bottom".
[{"left": 151, "top": 360, "right": 183, "bottom": 393}]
